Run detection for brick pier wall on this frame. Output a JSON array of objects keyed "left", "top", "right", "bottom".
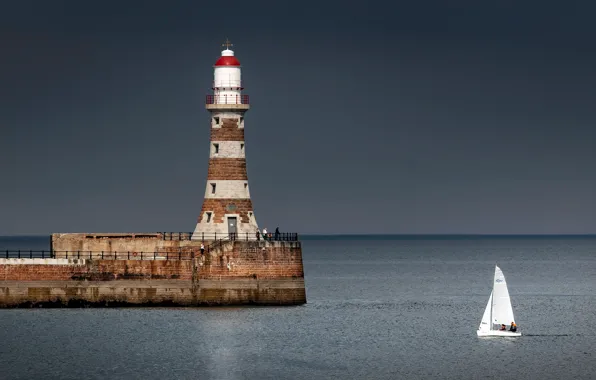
[
  {"left": 0, "top": 241, "right": 306, "bottom": 307},
  {"left": 201, "top": 240, "right": 304, "bottom": 279}
]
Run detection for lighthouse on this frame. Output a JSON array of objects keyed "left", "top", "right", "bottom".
[{"left": 192, "top": 40, "right": 259, "bottom": 241}]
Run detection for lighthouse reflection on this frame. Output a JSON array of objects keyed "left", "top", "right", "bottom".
[{"left": 194, "top": 307, "right": 266, "bottom": 379}]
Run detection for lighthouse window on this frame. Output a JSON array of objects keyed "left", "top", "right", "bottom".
[
  {"left": 211, "top": 183, "right": 216, "bottom": 194},
  {"left": 240, "top": 143, "right": 244, "bottom": 152},
  {"left": 213, "top": 143, "right": 219, "bottom": 154},
  {"left": 206, "top": 212, "right": 212, "bottom": 223},
  {"left": 244, "top": 183, "right": 248, "bottom": 189},
  {"left": 213, "top": 117, "right": 220, "bottom": 125}
]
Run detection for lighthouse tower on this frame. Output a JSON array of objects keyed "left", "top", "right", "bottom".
[{"left": 192, "top": 41, "right": 259, "bottom": 241}]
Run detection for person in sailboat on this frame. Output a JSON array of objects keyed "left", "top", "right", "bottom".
[
  {"left": 499, "top": 324, "right": 507, "bottom": 331},
  {"left": 509, "top": 322, "right": 517, "bottom": 332}
]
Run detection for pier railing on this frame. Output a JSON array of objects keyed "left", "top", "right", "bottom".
[
  {"left": 2, "top": 250, "right": 196, "bottom": 260},
  {"left": 2, "top": 231, "right": 300, "bottom": 260},
  {"left": 163, "top": 232, "right": 299, "bottom": 242},
  {"left": 1, "top": 249, "right": 302, "bottom": 263},
  {"left": 162, "top": 232, "right": 194, "bottom": 241}
]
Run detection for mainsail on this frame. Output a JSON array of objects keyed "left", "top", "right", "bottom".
[
  {"left": 491, "top": 265, "right": 515, "bottom": 326},
  {"left": 478, "top": 290, "right": 492, "bottom": 332}
]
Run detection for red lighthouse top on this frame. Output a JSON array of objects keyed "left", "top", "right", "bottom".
[
  {"left": 214, "top": 55, "right": 240, "bottom": 66},
  {"left": 215, "top": 38, "right": 241, "bottom": 66}
]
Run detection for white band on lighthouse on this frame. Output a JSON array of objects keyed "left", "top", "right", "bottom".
[
  {"left": 210, "top": 141, "right": 245, "bottom": 158},
  {"left": 204, "top": 180, "right": 250, "bottom": 199},
  {"left": 211, "top": 113, "right": 245, "bottom": 128}
]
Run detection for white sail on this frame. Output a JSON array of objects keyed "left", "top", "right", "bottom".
[
  {"left": 491, "top": 265, "right": 515, "bottom": 326},
  {"left": 478, "top": 291, "right": 492, "bottom": 332}
]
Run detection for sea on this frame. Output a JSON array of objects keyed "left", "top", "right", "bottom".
[{"left": 0, "top": 235, "right": 594, "bottom": 380}]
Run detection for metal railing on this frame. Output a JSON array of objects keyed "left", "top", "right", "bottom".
[
  {"left": 206, "top": 94, "right": 249, "bottom": 105},
  {"left": 1, "top": 245, "right": 301, "bottom": 260},
  {"left": 165, "top": 232, "right": 299, "bottom": 242},
  {"left": 2, "top": 250, "right": 194, "bottom": 260},
  {"left": 254, "top": 232, "right": 299, "bottom": 242},
  {"left": 203, "top": 232, "right": 300, "bottom": 255},
  {"left": 162, "top": 232, "right": 194, "bottom": 241},
  {"left": 2, "top": 233, "right": 299, "bottom": 260}
]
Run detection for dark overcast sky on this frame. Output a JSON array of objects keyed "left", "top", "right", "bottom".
[{"left": 1, "top": 0, "right": 595, "bottom": 234}]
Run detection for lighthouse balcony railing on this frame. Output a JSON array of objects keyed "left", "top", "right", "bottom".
[{"left": 205, "top": 95, "right": 249, "bottom": 105}]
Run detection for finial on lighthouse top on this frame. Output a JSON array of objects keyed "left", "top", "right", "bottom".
[
  {"left": 222, "top": 38, "right": 233, "bottom": 51},
  {"left": 215, "top": 38, "right": 241, "bottom": 66}
]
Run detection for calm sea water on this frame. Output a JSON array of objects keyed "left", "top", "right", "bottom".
[{"left": 0, "top": 235, "right": 595, "bottom": 380}]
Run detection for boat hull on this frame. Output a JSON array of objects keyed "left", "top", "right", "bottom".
[{"left": 477, "top": 330, "right": 521, "bottom": 337}]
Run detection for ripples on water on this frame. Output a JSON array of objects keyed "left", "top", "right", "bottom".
[{"left": 0, "top": 235, "right": 594, "bottom": 379}]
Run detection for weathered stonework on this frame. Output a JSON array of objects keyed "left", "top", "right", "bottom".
[
  {"left": 210, "top": 141, "right": 245, "bottom": 158},
  {"left": 203, "top": 180, "right": 250, "bottom": 199},
  {"left": 198, "top": 199, "right": 255, "bottom": 224},
  {"left": 207, "top": 158, "right": 248, "bottom": 180},
  {"left": 51, "top": 233, "right": 199, "bottom": 256},
  {"left": 0, "top": 241, "right": 306, "bottom": 307},
  {"left": 210, "top": 118, "right": 245, "bottom": 140}
]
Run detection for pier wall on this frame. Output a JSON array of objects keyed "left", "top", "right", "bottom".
[
  {"left": 0, "top": 239, "right": 306, "bottom": 308},
  {"left": 51, "top": 233, "right": 200, "bottom": 256}
]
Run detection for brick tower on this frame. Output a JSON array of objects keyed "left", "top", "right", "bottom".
[{"left": 192, "top": 41, "right": 259, "bottom": 241}]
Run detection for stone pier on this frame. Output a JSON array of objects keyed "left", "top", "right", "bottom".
[{"left": 0, "top": 239, "right": 306, "bottom": 307}]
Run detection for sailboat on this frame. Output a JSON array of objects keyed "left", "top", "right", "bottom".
[{"left": 477, "top": 265, "right": 522, "bottom": 337}]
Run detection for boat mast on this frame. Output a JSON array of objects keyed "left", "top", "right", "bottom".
[
  {"left": 489, "top": 292, "right": 493, "bottom": 331},
  {"left": 490, "top": 265, "right": 495, "bottom": 331}
]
